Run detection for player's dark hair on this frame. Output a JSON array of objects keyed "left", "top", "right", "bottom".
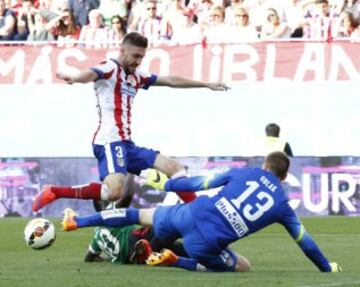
[
  {"left": 265, "top": 123, "right": 280, "bottom": 137},
  {"left": 315, "top": 0, "right": 328, "bottom": 4},
  {"left": 122, "top": 32, "right": 148, "bottom": 48},
  {"left": 264, "top": 151, "right": 289, "bottom": 179}
]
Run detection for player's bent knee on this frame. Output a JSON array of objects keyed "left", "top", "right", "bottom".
[
  {"left": 103, "top": 174, "right": 126, "bottom": 200},
  {"left": 108, "top": 186, "right": 124, "bottom": 201},
  {"left": 154, "top": 154, "right": 184, "bottom": 176}
]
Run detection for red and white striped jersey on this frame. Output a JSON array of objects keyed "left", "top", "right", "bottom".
[
  {"left": 90, "top": 58, "right": 157, "bottom": 144},
  {"left": 138, "top": 17, "right": 163, "bottom": 44}
]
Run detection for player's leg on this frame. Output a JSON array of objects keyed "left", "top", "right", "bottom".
[
  {"left": 152, "top": 154, "right": 196, "bottom": 203},
  {"left": 62, "top": 207, "right": 156, "bottom": 231},
  {"left": 163, "top": 247, "right": 250, "bottom": 272},
  {"left": 197, "top": 248, "right": 250, "bottom": 272},
  {"left": 149, "top": 207, "right": 251, "bottom": 272},
  {"left": 152, "top": 249, "right": 251, "bottom": 272},
  {"left": 94, "top": 173, "right": 136, "bottom": 211},
  {"left": 128, "top": 226, "right": 154, "bottom": 264},
  {"left": 115, "top": 173, "right": 136, "bottom": 207},
  {"left": 123, "top": 142, "right": 196, "bottom": 203},
  {"left": 102, "top": 173, "right": 126, "bottom": 201},
  {"left": 145, "top": 204, "right": 205, "bottom": 271},
  {"left": 32, "top": 182, "right": 109, "bottom": 212},
  {"left": 32, "top": 142, "right": 127, "bottom": 212}
]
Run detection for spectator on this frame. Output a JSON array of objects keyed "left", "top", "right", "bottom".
[
  {"left": 282, "top": 0, "right": 306, "bottom": 37},
  {"left": 263, "top": 123, "right": 293, "bottom": 157},
  {"left": 245, "top": 0, "right": 269, "bottom": 32},
  {"left": 136, "top": 0, "right": 164, "bottom": 46},
  {"left": 260, "top": 7, "right": 291, "bottom": 39},
  {"left": 0, "top": 0, "right": 17, "bottom": 40},
  {"left": 350, "top": 22, "right": 360, "bottom": 41},
  {"left": 336, "top": 10, "right": 358, "bottom": 37},
  {"left": 187, "top": 0, "right": 214, "bottom": 27},
  {"left": 127, "top": 0, "right": 145, "bottom": 32},
  {"left": 303, "top": 0, "right": 337, "bottom": 40},
  {"left": 344, "top": 0, "right": 360, "bottom": 22},
  {"left": 160, "top": 0, "right": 187, "bottom": 41},
  {"left": 169, "top": 10, "right": 203, "bottom": 44},
  {"left": 224, "top": 0, "right": 244, "bottom": 24},
  {"left": 14, "top": 0, "right": 34, "bottom": 40},
  {"left": 78, "top": 9, "right": 109, "bottom": 48},
  {"left": 108, "top": 14, "right": 127, "bottom": 47},
  {"left": 9, "top": 0, "right": 22, "bottom": 15},
  {"left": 67, "top": 0, "right": 100, "bottom": 27},
  {"left": 204, "top": 5, "right": 229, "bottom": 43},
  {"left": 229, "top": 6, "right": 258, "bottom": 42},
  {"left": 37, "top": 0, "right": 52, "bottom": 10},
  {"left": 98, "top": 0, "right": 127, "bottom": 26},
  {"left": 27, "top": 11, "right": 55, "bottom": 41},
  {"left": 46, "top": 9, "right": 80, "bottom": 46}
]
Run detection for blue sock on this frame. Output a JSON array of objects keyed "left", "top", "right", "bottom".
[
  {"left": 75, "top": 208, "right": 139, "bottom": 228},
  {"left": 172, "top": 257, "right": 201, "bottom": 271}
]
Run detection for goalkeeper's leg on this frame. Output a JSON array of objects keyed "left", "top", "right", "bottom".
[
  {"left": 146, "top": 249, "right": 207, "bottom": 271},
  {"left": 62, "top": 208, "right": 156, "bottom": 231}
]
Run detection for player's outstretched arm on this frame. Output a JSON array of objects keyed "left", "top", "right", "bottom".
[
  {"left": 282, "top": 211, "right": 342, "bottom": 272},
  {"left": 153, "top": 76, "right": 229, "bottom": 91},
  {"left": 145, "top": 169, "right": 233, "bottom": 192},
  {"left": 56, "top": 70, "right": 98, "bottom": 85}
]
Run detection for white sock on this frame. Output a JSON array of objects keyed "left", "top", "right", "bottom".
[{"left": 100, "top": 184, "right": 109, "bottom": 201}]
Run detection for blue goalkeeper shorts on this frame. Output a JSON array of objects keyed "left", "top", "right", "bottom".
[{"left": 154, "top": 204, "right": 238, "bottom": 272}]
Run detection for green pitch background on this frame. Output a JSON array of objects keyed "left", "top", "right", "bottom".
[{"left": 1, "top": 217, "right": 359, "bottom": 287}]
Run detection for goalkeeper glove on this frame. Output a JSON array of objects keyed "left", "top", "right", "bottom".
[
  {"left": 145, "top": 169, "right": 168, "bottom": 190},
  {"left": 329, "top": 262, "right": 342, "bottom": 272}
]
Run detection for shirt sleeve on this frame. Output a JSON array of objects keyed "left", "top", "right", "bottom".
[
  {"left": 280, "top": 204, "right": 331, "bottom": 272},
  {"left": 90, "top": 60, "right": 116, "bottom": 81},
  {"left": 164, "top": 169, "right": 234, "bottom": 192},
  {"left": 136, "top": 70, "right": 157, "bottom": 90}
]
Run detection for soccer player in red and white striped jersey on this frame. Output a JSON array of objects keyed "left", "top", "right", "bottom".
[{"left": 32, "top": 32, "right": 229, "bottom": 212}]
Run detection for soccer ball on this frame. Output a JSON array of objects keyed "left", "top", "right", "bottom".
[{"left": 24, "top": 218, "right": 56, "bottom": 250}]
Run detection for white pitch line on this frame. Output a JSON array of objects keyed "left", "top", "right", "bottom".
[
  {"left": 300, "top": 281, "right": 360, "bottom": 287},
  {"left": 253, "top": 233, "right": 360, "bottom": 237}
]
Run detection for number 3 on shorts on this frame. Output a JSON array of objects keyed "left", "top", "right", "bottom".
[{"left": 115, "top": 146, "right": 124, "bottom": 167}]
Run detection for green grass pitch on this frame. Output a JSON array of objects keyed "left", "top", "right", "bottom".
[{"left": 1, "top": 217, "right": 359, "bottom": 287}]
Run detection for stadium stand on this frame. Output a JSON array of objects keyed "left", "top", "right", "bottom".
[{"left": 1, "top": 0, "right": 360, "bottom": 45}]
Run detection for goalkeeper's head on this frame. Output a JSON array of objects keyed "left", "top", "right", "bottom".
[{"left": 263, "top": 151, "right": 290, "bottom": 181}]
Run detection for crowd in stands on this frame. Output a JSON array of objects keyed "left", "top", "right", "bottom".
[{"left": 1, "top": 0, "right": 360, "bottom": 46}]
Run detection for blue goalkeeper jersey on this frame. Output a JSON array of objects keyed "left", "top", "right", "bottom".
[{"left": 164, "top": 167, "right": 332, "bottom": 271}]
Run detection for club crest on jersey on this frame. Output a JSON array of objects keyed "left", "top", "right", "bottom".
[{"left": 121, "top": 83, "right": 136, "bottom": 97}]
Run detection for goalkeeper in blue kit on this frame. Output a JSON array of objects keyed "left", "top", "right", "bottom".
[{"left": 63, "top": 152, "right": 341, "bottom": 272}]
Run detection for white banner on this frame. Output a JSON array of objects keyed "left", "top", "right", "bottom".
[{"left": 0, "top": 81, "right": 359, "bottom": 157}]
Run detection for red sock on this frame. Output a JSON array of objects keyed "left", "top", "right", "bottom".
[
  {"left": 51, "top": 183, "right": 102, "bottom": 200},
  {"left": 176, "top": 191, "right": 196, "bottom": 203}
]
